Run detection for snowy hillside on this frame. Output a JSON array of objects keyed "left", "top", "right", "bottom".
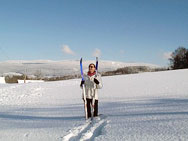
[
  {"left": 0, "top": 69, "right": 188, "bottom": 141},
  {"left": 0, "top": 60, "right": 160, "bottom": 77}
]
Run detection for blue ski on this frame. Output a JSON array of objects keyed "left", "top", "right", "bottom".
[
  {"left": 92, "top": 57, "right": 99, "bottom": 118},
  {"left": 80, "top": 58, "right": 88, "bottom": 120}
]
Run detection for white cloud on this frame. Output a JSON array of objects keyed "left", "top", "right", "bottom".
[
  {"left": 92, "top": 48, "right": 101, "bottom": 57},
  {"left": 120, "top": 50, "right": 125, "bottom": 55},
  {"left": 62, "top": 45, "right": 75, "bottom": 55},
  {"left": 163, "top": 52, "right": 172, "bottom": 60}
]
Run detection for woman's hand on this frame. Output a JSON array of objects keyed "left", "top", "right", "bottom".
[
  {"left": 94, "top": 78, "right": 99, "bottom": 84},
  {"left": 80, "top": 80, "right": 85, "bottom": 87}
]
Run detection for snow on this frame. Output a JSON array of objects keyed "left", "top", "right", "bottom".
[
  {"left": 18, "top": 80, "right": 45, "bottom": 83},
  {"left": 3, "top": 72, "right": 23, "bottom": 77},
  {"left": 0, "top": 77, "right": 5, "bottom": 84},
  {"left": 0, "top": 69, "right": 188, "bottom": 140}
]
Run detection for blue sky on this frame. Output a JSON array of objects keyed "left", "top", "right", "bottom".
[{"left": 0, "top": 0, "right": 188, "bottom": 66}]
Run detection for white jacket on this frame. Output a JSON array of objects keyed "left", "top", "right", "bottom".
[{"left": 81, "top": 73, "right": 103, "bottom": 100}]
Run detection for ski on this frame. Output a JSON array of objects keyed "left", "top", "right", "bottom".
[
  {"left": 96, "top": 57, "right": 98, "bottom": 74},
  {"left": 80, "top": 58, "right": 88, "bottom": 120},
  {"left": 92, "top": 57, "right": 99, "bottom": 118}
]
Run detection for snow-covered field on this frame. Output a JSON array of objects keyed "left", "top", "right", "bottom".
[{"left": 0, "top": 69, "right": 188, "bottom": 141}]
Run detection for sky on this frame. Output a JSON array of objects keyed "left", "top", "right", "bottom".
[{"left": 0, "top": 0, "right": 188, "bottom": 66}]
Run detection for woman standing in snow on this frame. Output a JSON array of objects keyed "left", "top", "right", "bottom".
[{"left": 80, "top": 63, "right": 103, "bottom": 118}]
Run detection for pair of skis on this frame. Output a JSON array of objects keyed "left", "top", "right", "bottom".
[{"left": 80, "top": 57, "right": 98, "bottom": 120}]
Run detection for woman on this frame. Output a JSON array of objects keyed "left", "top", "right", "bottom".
[{"left": 80, "top": 63, "right": 103, "bottom": 118}]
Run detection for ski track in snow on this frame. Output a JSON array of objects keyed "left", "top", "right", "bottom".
[{"left": 62, "top": 115, "right": 108, "bottom": 141}]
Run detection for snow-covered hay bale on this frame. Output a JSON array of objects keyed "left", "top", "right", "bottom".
[{"left": 3, "top": 72, "right": 24, "bottom": 83}]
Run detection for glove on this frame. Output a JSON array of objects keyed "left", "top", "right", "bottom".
[
  {"left": 80, "top": 80, "right": 85, "bottom": 87},
  {"left": 94, "top": 78, "right": 99, "bottom": 84}
]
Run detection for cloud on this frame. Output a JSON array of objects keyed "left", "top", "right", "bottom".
[
  {"left": 62, "top": 45, "right": 75, "bottom": 55},
  {"left": 163, "top": 52, "right": 172, "bottom": 60},
  {"left": 92, "top": 48, "right": 101, "bottom": 57},
  {"left": 120, "top": 50, "right": 125, "bottom": 55}
]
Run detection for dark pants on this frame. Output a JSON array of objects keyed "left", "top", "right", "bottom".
[{"left": 86, "top": 98, "right": 98, "bottom": 118}]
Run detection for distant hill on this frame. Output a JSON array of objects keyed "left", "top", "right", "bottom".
[{"left": 0, "top": 60, "right": 163, "bottom": 83}]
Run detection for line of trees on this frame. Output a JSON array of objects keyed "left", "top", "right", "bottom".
[{"left": 169, "top": 47, "right": 188, "bottom": 69}]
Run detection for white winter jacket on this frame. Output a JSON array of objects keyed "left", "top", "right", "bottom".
[{"left": 81, "top": 73, "right": 103, "bottom": 100}]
